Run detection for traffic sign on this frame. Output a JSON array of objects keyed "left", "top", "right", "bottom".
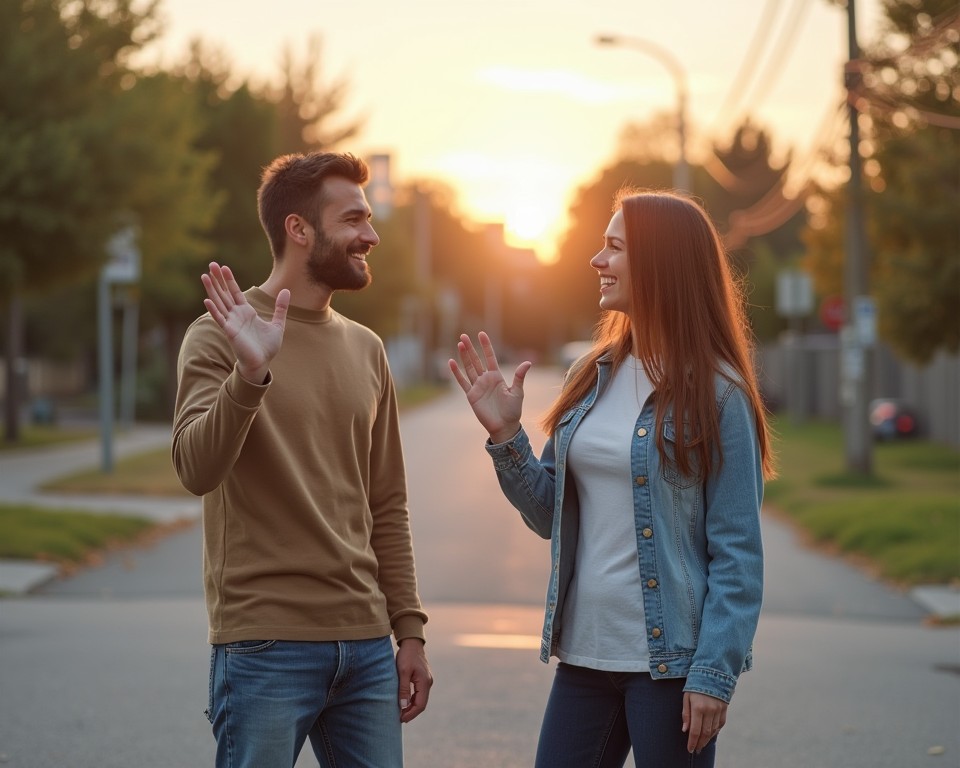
[{"left": 819, "top": 295, "right": 845, "bottom": 331}]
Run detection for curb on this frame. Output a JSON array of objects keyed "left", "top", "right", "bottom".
[
  {"left": 910, "top": 585, "right": 960, "bottom": 622},
  {"left": 0, "top": 561, "right": 59, "bottom": 596}
]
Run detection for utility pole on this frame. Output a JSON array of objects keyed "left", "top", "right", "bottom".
[{"left": 841, "top": 0, "right": 874, "bottom": 475}]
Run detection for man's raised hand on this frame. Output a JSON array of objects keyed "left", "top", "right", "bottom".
[{"left": 201, "top": 262, "right": 290, "bottom": 384}]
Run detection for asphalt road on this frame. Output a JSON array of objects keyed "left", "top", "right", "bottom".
[{"left": 0, "top": 366, "right": 957, "bottom": 767}]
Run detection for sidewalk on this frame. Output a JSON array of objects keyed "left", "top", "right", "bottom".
[{"left": 0, "top": 424, "right": 200, "bottom": 595}]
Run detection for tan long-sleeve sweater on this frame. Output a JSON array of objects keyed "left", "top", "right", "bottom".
[{"left": 172, "top": 288, "right": 427, "bottom": 645}]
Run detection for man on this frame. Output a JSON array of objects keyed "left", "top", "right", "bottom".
[{"left": 172, "top": 151, "right": 432, "bottom": 768}]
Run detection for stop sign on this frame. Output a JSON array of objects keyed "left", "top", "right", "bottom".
[{"left": 820, "top": 295, "right": 845, "bottom": 331}]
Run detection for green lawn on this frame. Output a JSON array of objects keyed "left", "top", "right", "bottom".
[
  {"left": 0, "top": 424, "right": 97, "bottom": 452},
  {"left": 765, "top": 417, "right": 960, "bottom": 586},
  {"left": 0, "top": 505, "right": 154, "bottom": 565},
  {"left": 41, "top": 447, "right": 191, "bottom": 497}
]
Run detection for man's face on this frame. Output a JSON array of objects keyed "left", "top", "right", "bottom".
[{"left": 305, "top": 176, "right": 380, "bottom": 291}]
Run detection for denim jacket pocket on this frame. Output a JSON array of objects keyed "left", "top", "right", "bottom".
[{"left": 660, "top": 420, "right": 702, "bottom": 489}]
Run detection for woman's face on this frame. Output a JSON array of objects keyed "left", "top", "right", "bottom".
[{"left": 589, "top": 209, "right": 631, "bottom": 314}]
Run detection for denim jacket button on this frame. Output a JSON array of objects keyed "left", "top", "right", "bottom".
[
  {"left": 657, "top": 664, "right": 668, "bottom": 674},
  {"left": 637, "top": 427, "right": 648, "bottom": 437},
  {"left": 651, "top": 627, "right": 662, "bottom": 638},
  {"left": 647, "top": 579, "right": 658, "bottom": 588},
  {"left": 642, "top": 527, "right": 653, "bottom": 538},
  {"left": 635, "top": 475, "right": 647, "bottom": 486}
]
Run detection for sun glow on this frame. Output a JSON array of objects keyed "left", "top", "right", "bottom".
[
  {"left": 503, "top": 196, "right": 564, "bottom": 259},
  {"left": 430, "top": 151, "right": 573, "bottom": 263}
]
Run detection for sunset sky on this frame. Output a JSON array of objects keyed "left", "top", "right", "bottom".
[{"left": 146, "top": 0, "right": 884, "bottom": 261}]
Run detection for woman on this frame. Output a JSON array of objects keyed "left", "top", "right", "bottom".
[{"left": 449, "top": 189, "right": 775, "bottom": 767}]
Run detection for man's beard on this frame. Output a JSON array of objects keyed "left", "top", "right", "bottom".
[{"left": 305, "top": 231, "right": 372, "bottom": 291}]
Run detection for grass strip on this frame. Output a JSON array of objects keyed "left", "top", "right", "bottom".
[
  {"left": 766, "top": 417, "right": 959, "bottom": 586},
  {"left": 0, "top": 504, "right": 154, "bottom": 564}
]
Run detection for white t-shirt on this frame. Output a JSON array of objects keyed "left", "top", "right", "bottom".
[{"left": 559, "top": 356, "right": 654, "bottom": 671}]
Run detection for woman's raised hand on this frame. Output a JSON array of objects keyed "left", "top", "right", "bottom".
[{"left": 448, "top": 332, "right": 532, "bottom": 444}]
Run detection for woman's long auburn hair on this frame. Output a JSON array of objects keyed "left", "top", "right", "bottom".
[{"left": 541, "top": 189, "right": 776, "bottom": 481}]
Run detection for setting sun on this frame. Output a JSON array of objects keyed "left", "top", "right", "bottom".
[
  {"left": 503, "top": 196, "right": 564, "bottom": 260},
  {"left": 430, "top": 151, "right": 573, "bottom": 262}
]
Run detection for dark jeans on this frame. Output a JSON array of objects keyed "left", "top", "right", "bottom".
[{"left": 535, "top": 663, "right": 717, "bottom": 768}]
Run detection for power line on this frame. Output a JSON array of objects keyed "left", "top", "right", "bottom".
[
  {"left": 732, "top": 0, "right": 812, "bottom": 125},
  {"left": 718, "top": 4, "right": 959, "bottom": 247},
  {"left": 708, "top": 0, "right": 784, "bottom": 132},
  {"left": 703, "top": 0, "right": 815, "bottom": 194},
  {"left": 721, "top": 100, "right": 847, "bottom": 249}
]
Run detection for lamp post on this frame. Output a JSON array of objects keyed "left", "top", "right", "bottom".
[{"left": 595, "top": 34, "right": 690, "bottom": 192}]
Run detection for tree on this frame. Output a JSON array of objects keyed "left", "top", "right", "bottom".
[
  {"left": 9, "top": 31, "right": 371, "bottom": 423},
  {"left": 0, "top": 0, "right": 163, "bottom": 440},
  {"left": 17, "top": 68, "right": 222, "bottom": 418},
  {"left": 171, "top": 42, "right": 280, "bottom": 295},
  {"left": 708, "top": 122, "right": 807, "bottom": 342},
  {"left": 270, "top": 36, "right": 363, "bottom": 153},
  {"left": 116, "top": 71, "right": 224, "bottom": 415},
  {"left": 804, "top": 0, "right": 959, "bottom": 364}
]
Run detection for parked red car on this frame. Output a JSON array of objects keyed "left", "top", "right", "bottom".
[{"left": 869, "top": 398, "right": 919, "bottom": 441}]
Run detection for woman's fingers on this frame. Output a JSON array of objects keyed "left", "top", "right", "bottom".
[
  {"left": 458, "top": 334, "right": 484, "bottom": 374},
  {"left": 476, "top": 331, "right": 501, "bottom": 373},
  {"left": 448, "top": 358, "right": 471, "bottom": 393}
]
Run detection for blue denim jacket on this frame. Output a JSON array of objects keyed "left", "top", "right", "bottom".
[{"left": 485, "top": 356, "right": 764, "bottom": 703}]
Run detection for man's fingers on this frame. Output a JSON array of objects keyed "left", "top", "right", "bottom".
[
  {"left": 271, "top": 288, "right": 290, "bottom": 329},
  {"left": 398, "top": 678, "right": 412, "bottom": 711},
  {"left": 201, "top": 274, "right": 231, "bottom": 326},
  {"left": 218, "top": 264, "right": 245, "bottom": 303},
  {"left": 399, "top": 681, "right": 428, "bottom": 723}
]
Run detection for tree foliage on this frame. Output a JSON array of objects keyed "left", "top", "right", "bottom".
[
  {"left": 0, "top": 0, "right": 162, "bottom": 292},
  {"left": 1, "top": 0, "right": 171, "bottom": 438},
  {"left": 1, "top": 5, "right": 373, "bottom": 419},
  {"left": 270, "top": 36, "right": 363, "bottom": 153},
  {"left": 804, "top": 0, "right": 959, "bottom": 364}
]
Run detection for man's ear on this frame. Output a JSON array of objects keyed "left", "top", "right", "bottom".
[{"left": 285, "top": 214, "right": 310, "bottom": 246}]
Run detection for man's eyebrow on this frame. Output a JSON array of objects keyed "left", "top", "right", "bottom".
[{"left": 338, "top": 205, "right": 371, "bottom": 220}]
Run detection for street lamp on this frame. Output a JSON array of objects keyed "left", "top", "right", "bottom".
[{"left": 595, "top": 34, "right": 690, "bottom": 192}]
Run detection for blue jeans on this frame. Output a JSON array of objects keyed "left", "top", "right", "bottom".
[
  {"left": 535, "top": 663, "right": 717, "bottom": 768},
  {"left": 206, "top": 636, "right": 402, "bottom": 768}
]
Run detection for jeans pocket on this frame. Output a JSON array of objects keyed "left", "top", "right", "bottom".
[{"left": 223, "top": 639, "right": 278, "bottom": 655}]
